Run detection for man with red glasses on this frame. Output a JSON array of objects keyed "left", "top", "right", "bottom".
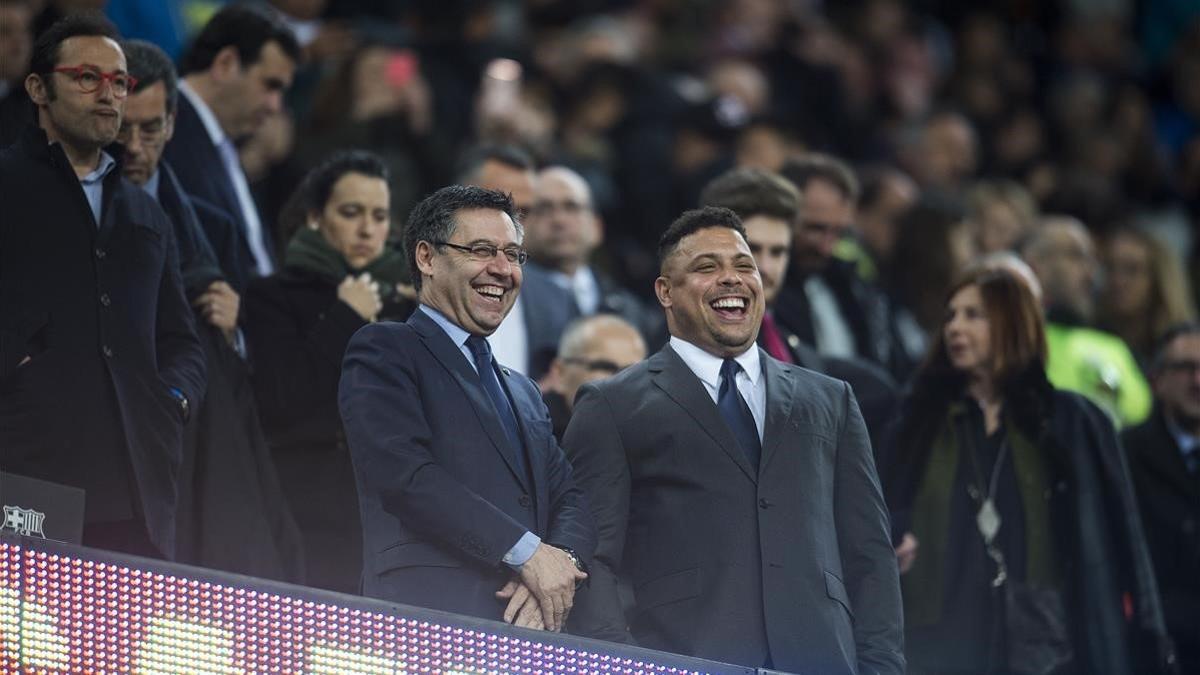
[{"left": 0, "top": 14, "right": 205, "bottom": 560}]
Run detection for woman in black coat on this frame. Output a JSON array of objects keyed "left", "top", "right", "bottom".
[
  {"left": 244, "top": 151, "right": 413, "bottom": 593},
  {"left": 881, "top": 267, "right": 1173, "bottom": 675}
]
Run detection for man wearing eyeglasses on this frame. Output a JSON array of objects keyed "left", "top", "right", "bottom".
[
  {"left": 1123, "top": 322, "right": 1200, "bottom": 672},
  {"left": 0, "top": 15, "right": 205, "bottom": 559},
  {"left": 339, "top": 185, "right": 596, "bottom": 632},
  {"left": 542, "top": 314, "right": 647, "bottom": 441}
]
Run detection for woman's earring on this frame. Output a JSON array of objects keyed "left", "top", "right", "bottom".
[{"left": 308, "top": 220, "right": 319, "bottom": 231}]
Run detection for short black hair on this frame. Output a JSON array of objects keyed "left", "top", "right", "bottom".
[
  {"left": 405, "top": 185, "right": 521, "bottom": 293},
  {"left": 279, "top": 150, "right": 390, "bottom": 239},
  {"left": 780, "top": 153, "right": 861, "bottom": 203},
  {"left": 657, "top": 206, "right": 747, "bottom": 270},
  {"left": 699, "top": 168, "right": 800, "bottom": 224},
  {"left": 179, "top": 4, "right": 300, "bottom": 76},
  {"left": 1151, "top": 322, "right": 1200, "bottom": 373},
  {"left": 29, "top": 13, "right": 119, "bottom": 97},
  {"left": 122, "top": 39, "right": 177, "bottom": 114},
  {"left": 454, "top": 143, "right": 535, "bottom": 184}
]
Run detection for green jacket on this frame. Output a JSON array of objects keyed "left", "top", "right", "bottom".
[{"left": 1044, "top": 322, "right": 1151, "bottom": 428}]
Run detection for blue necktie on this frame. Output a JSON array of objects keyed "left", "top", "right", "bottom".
[
  {"left": 719, "top": 359, "right": 761, "bottom": 469},
  {"left": 466, "top": 336, "right": 527, "bottom": 478}
]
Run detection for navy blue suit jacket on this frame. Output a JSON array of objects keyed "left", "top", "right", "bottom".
[
  {"left": 163, "top": 94, "right": 268, "bottom": 291},
  {"left": 338, "top": 309, "right": 596, "bottom": 620}
]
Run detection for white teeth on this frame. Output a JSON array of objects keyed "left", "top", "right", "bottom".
[
  {"left": 476, "top": 285, "right": 504, "bottom": 298},
  {"left": 711, "top": 297, "right": 746, "bottom": 309}
]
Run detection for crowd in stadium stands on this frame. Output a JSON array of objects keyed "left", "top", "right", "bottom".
[{"left": 1, "top": 0, "right": 1198, "bottom": 672}]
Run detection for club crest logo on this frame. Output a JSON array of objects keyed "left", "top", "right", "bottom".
[{"left": 2, "top": 505, "right": 46, "bottom": 538}]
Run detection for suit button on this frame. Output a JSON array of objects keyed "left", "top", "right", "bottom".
[
  {"left": 758, "top": 498, "right": 773, "bottom": 509},
  {"left": 95, "top": 247, "right": 106, "bottom": 259},
  {"left": 518, "top": 495, "right": 532, "bottom": 508},
  {"left": 99, "top": 293, "right": 111, "bottom": 307},
  {"left": 102, "top": 345, "right": 113, "bottom": 358}
]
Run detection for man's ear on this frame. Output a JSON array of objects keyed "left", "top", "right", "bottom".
[
  {"left": 211, "top": 45, "right": 241, "bottom": 82},
  {"left": 25, "top": 73, "right": 48, "bottom": 106},
  {"left": 414, "top": 240, "right": 436, "bottom": 278},
  {"left": 654, "top": 275, "right": 672, "bottom": 309},
  {"left": 163, "top": 111, "right": 177, "bottom": 143}
]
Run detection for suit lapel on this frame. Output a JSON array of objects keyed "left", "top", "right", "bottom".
[
  {"left": 500, "top": 367, "right": 547, "bottom": 520},
  {"left": 1142, "top": 414, "right": 1200, "bottom": 498},
  {"left": 409, "top": 311, "right": 532, "bottom": 491},
  {"left": 650, "top": 346, "right": 757, "bottom": 483},
  {"left": 760, "top": 352, "right": 796, "bottom": 474}
]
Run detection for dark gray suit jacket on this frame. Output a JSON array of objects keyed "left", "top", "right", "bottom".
[
  {"left": 562, "top": 344, "right": 903, "bottom": 673},
  {"left": 339, "top": 310, "right": 596, "bottom": 620}
]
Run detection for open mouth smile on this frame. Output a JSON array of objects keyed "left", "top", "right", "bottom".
[
  {"left": 474, "top": 284, "right": 507, "bottom": 304},
  {"left": 709, "top": 295, "right": 750, "bottom": 320}
]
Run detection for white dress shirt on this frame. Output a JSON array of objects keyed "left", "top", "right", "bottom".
[
  {"left": 178, "top": 80, "right": 275, "bottom": 277},
  {"left": 669, "top": 336, "right": 766, "bottom": 441},
  {"left": 486, "top": 296, "right": 529, "bottom": 376}
]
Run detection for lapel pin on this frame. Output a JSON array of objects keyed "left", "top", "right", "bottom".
[{"left": 501, "top": 368, "right": 511, "bottom": 376}]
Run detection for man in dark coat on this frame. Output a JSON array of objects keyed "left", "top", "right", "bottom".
[
  {"left": 1124, "top": 323, "right": 1200, "bottom": 673},
  {"left": 700, "top": 167, "right": 899, "bottom": 451},
  {"left": 339, "top": 186, "right": 596, "bottom": 630},
  {"left": 162, "top": 4, "right": 299, "bottom": 291},
  {"left": 563, "top": 207, "right": 903, "bottom": 673},
  {"left": 118, "top": 39, "right": 303, "bottom": 582},
  {"left": 0, "top": 15, "right": 205, "bottom": 559}
]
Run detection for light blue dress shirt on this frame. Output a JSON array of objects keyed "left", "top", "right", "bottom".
[
  {"left": 79, "top": 150, "right": 118, "bottom": 226},
  {"left": 418, "top": 305, "right": 541, "bottom": 568}
]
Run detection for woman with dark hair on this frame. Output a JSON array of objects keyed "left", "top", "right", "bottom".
[
  {"left": 882, "top": 267, "right": 1172, "bottom": 675},
  {"left": 244, "top": 150, "right": 414, "bottom": 593}
]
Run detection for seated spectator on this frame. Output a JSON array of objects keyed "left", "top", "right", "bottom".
[
  {"left": 1023, "top": 216, "right": 1152, "bottom": 426},
  {"left": 1123, "top": 322, "right": 1200, "bottom": 674},
  {"left": 243, "top": 150, "right": 414, "bottom": 593},
  {"left": 700, "top": 166, "right": 899, "bottom": 450},
  {"left": 881, "top": 267, "right": 1171, "bottom": 674},
  {"left": 965, "top": 179, "right": 1038, "bottom": 255},
  {"left": 542, "top": 315, "right": 646, "bottom": 441},
  {"left": 524, "top": 165, "right": 665, "bottom": 346},
  {"left": 1099, "top": 227, "right": 1197, "bottom": 370},
  {"left": 0, "top": 0, "right": 34, "bottom": 147}
]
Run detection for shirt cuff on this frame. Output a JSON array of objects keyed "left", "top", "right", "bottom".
[{"left": 502, "top": 531, "right": 541, "bottom": 570}]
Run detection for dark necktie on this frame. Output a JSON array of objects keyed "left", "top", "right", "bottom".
[
  {"left": 718, "top": 358, "right": 761, "bottom": 469},
  {"left": 466, "top": 336, "right": 527, "bottom": 478},
  {"left": 760, "top": 313, "right": 794, "bottom": 364}
]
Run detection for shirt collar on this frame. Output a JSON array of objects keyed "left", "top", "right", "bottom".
[
  {"left": 419, "top": 304, "right": 472, "bottom": 351},
  {"left": 179, "top": 80, "right": 227, "bottom": 148},
  {"left": 669, "top": 335, "right": 762, "bottom": 389},
  {"left": 1164, "top": 413, "right": 1200, "bottom": 457},
  {"left": 79, "top": 150, "right": 117, "bottom": 185},
  {"left": 142, "top": 169, "right": 162, "bottom": 199}
]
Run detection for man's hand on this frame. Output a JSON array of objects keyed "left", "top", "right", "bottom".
[
  {"left": 895, "top": 532, "right": 919, "bottom": 574},
  {"left": 517, "top": 544, "right": 588, "bottom": 632},
  {"left": 495, "top": 579, "right": 544, "bottom": 630},
  {"left": 193, "top": 281, "right": 240, "bottom": 342}
]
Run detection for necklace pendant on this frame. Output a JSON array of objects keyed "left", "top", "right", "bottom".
[{"left": 976, "top": 498, "right": 1001, "bottom": 544}]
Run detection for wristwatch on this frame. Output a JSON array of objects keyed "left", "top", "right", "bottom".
[{"left": 550, "top": 544, "right": 588, "bottom": 586}]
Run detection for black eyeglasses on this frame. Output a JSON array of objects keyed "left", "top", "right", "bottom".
[
  {"left": 434, "top": 241, "right": 528, "bottom": 265},
  {"left": 560, "top": 357, "right": 623, "bottom": 374},
  {"left": 1161, "top": 359, "right": 1200, "bottom": 375}
]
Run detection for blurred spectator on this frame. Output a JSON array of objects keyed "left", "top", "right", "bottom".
[
  {"left": 1023, "top": 216, "right": 1152, "bottom": 426},
  {"left": 1100, "top": 227, "right": 1198, "bottom": 370},
  {"left": 1, "top": 14, "right": 205, "bottom": 558},
  {"left": 855, "top": 165, "right": 919, "bottom": 281},
  {"left": 542, "top": 314, "right": 646, "bottom": 441},
  {"left": 733, "top": 114, "right": 801, "bottom": 173},
  {"left": 164, "top": 4, "right": 300, "bottom": 291},
  {"left": 460, "top": 144, "right": 577, "bottom": 379},
  {"left": 525, "top": 165, "right": 663, "bottom": 346},
  {"left": 118, "top": 38, "right": 303, "bottom": 582},
  {"left": 700, "top": 166, "right": 898, "bottom": 450},
  {"left": 965, "top": 179, "right": 1039, "bottom": 255},
  {"left": 901, "top": 110, "right": 979, "bottom": 194},
  {"left": 298, "top": 43, "right": 438, "bottom": 227},
  {"left": 886, "top": 195, "right": 974, "bottom": 365},
  {"left": 243, "top": 151, "right": 414, "bottom": 593},
  {"left": 775, "top": 153, "right": 907, "bottom": 376},
  {"left": 881, "top": 267, "right": 1172, "bottom": 674},
  {"left": 1123, "top": 322, "right": 1200, "bottom": 674},
  {"left": 0, "top": 0, "right": 35, "bottom": 146}
]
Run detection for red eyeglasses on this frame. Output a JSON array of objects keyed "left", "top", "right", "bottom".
[{"left": 51, "top": 65, "right": 138, "bottom": 98}]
